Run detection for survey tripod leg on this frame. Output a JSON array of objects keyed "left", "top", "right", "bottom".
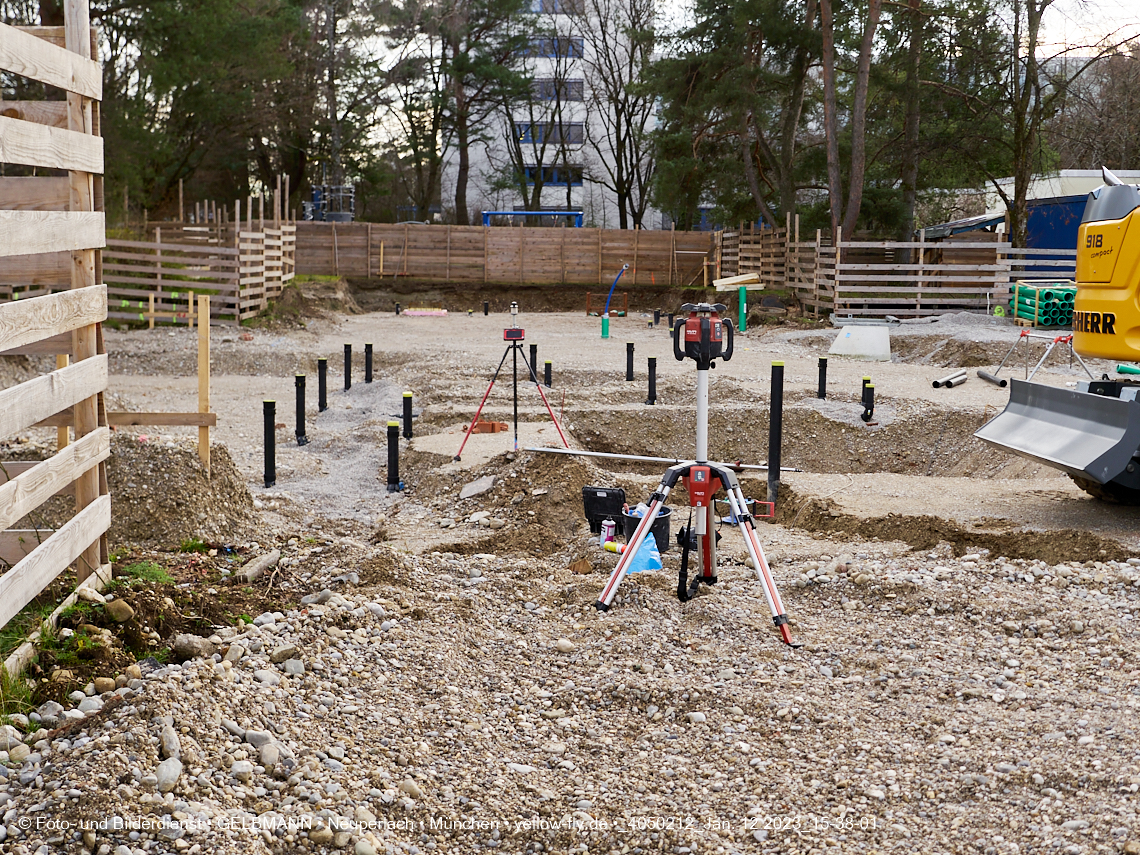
[{"left": 454, "top": 345, "right": 512, "bottom": 461}]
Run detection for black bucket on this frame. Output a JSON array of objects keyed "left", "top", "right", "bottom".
[{"left": 622, "top": 506, "right": 672, "bottom": 552}]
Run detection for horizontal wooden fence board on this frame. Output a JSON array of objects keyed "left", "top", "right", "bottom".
[
  {"left": 0, "top": 425, "right": 109, "bottom": 531},
  {"left": 107, "top": 238, "right": 238, "bottom": 256},
  {"left": 0, "top": 211, "right": 104, "bottom": 257},
  {"left": 35, "top": 411, "right": 217, "bottom": 428},
  {"left": 0, "top": 101, "right": 68, "bottom": 129},
  {"left": 0, "top": 21, "right": 102, "bottom": 100},
  {"left": 0, "top": 354, "right": 107, "bottom": 437},
  {"left": 0, "top": 330, "right": 71, "bottom": 356},
  {"left": 0, "top": 493, "right": 111, "bottom": 630},
  {"left": 0, "top": 114, "right": 103, "bottom": 173},
  {"left": 0, "top": 251, "right": 74, "bottom": 286},
  {"left": 0, "top": 176, "right": 71, "bottom": 211},
  {"left": 0, "top": 284, "right": 106, "bottom": 352}
]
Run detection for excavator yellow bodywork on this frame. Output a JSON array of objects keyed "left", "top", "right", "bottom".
[{"left": 975, "top": 169, "right": 1140, "bottom": 502}]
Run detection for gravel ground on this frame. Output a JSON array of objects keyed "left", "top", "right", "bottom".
[{"left": 2, "top": 301, "right": 1140, "bottom": 855}]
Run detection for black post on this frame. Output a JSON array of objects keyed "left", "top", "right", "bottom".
[
  {"left": 529, "top": 344, "right": 538, "bottom": 382},
  {"left": 862, "top": 384, "right": 876, "bottom": 423},
  {"left": 403, "top": 392, "right": 413, "bottom": 439},
  {"left": 768, "top": 361, "right": 784, "bottom": 504},
  {"left": 318, "top": 359, "right": 327, "bottom": 412},
  {"left": 646, "top": 357, "right": 657, "bottom": 405},
  {"left": 862, "top": 375, "right": 871, "bottom": 398},
  {"left": 653, "top": 309, "right": 661, "bottom": 326},
  {"left": 365, "top": 344, "right": 373, "bottom": 383},
  {"left": 395, "top": 302, "right": 401, "bottom": 315},
  {"left": 263, "top": 401, "right": 276, "bottom": 488},
  {"left": 544, "top": 360, "right": 552, "bottom": 387},
  {"left": 295, "top": 375, "right": 308, "bottom": 446},
  {"left": 818, "top": 357, "right": 828, "bottom": 400},
  {"left": 483, "top": 300, "right": 489, "bottom": 316},
  {"left": 626, "top": 342, "right": 635, "bottom": 381},
  {"left": 344, "top": 344, "right": 352, "bottom": 391},
  {"left": 667, "top": 313, "right": 674, "bottom": 331},
  {"left": 386, "top": 420, "right": 400, "bottom": 492}
]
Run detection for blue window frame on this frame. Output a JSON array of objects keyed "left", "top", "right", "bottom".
[
  {"left": 514, "top": 122, "right": 585, "bottom": 145},
  {"left": 527, "top": 37, "right": 584, "bottom": 58},
  {"left": 533, "top": 78, "right": 585, "bottom": 101},
  {"left": 523, "top": 165, "right": 584, "bottom": 186}
]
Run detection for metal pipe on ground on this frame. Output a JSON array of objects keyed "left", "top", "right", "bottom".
[
  {"left": 977, "top": 370, "right": 1007, "bottom": 387},
  {"left": 933, "top": 369, "right": 968, "bottom": 388},
  {"left": 944, "top": 374, "right": 968, "bottom": 388}
]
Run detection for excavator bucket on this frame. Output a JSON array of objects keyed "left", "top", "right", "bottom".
[{"left": 975, "top": 379, "right": 1140, "bottom": 484}]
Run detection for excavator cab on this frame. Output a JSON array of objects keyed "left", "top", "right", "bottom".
[{"left": 975, "top": 168, "right": 1140, "bottom": 503}]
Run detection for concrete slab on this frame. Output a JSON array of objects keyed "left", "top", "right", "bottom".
[{"left": 828, "top": 325, "right": 892, "bottom": 361}]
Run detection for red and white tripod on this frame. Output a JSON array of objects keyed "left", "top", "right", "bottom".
[{"left": 594, "top": 303, "right": 796, "bottom": 646}]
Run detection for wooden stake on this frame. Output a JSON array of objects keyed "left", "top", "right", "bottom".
[
  {"left": 148, "top": 293, "right": 155, "bottom": 330},
  {"left": 198, "top": 294, "right": 211, "bottom": 475},
  {"left": 178, "top": 179, "right": 183, "bottom": 223},
  {"left": 446, "top": 224, "right": 451, "bottom": 280},
  {"left": 333, "top": 223, "right": 339, "bottom": 277},
  {"left": 367, "top": 222, "right": 372, "bottom": 276},
  {"left": 56, "top": 354, "right": 70, "bottom": 449},
  {"left": 379, "top": 241, "right": 384, "bottom": 278},
  {"left": 633, "top": 227, "right": 639, "bottom": 286}
]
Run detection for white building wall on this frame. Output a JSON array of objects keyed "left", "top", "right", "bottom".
[{"left": 441, "top": 4, "right": 662, "bottom": 229}]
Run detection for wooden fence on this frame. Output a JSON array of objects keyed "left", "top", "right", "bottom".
[
  {"left": 716, "top": 217, "right": 1078, "bottom": 318},
  {"left": 295, "top": 222, "right": 714, "bottom": 286},
  {"left": 2, "top": 225, "right": 296, "bottom": 325},
  {"left": 0, "top": 3, "right": 114, "bottom": 657}
]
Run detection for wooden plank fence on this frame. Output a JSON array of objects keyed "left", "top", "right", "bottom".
[
  {"left": 716, "top": 215, "right": 1078, "bottom": 318},
  {"left": 295, "top": 222, "right": 713, "bottom": 286},
  {"left": 0, "top": 3, "right": 115, "bottom": 663}
]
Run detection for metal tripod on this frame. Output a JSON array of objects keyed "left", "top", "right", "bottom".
[
  {"left": 454, "top": 318, "right": 569, "bottom": 461},
  {"left": 594, "top": 303, "right": 796, "bottom": 646}
]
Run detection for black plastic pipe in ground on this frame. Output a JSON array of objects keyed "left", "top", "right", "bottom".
[
  {"left": 544, "top": 360, "right": 552, "bottom": 387},
  {"left": 483, "top": 300, "right": 489, "bottom": 316},
  {"left": 403, "top": 392, "right": 413, "bottom": 440},
  {"left": 768, "top": 361, "right": 784, "bottom": 504},
  {"left": 318, "top": 359, "right": 327, "bottom": 412},
  {"left": 861, "top": 384, "right": 876, "bottom": 422},
  {"left": 977, "top": 370, "right": 1007, "bottom": 388},
  {"left": 626, "top": 342, "right": 635, "bottom": 381},
  {"left": 654, "top": 309, "right": 661, "bottom": 326},
  {"left": 529, "top": 344, "right": 538, "bottom": 382},
  {"left": 395, "top": 303, "right": 401, "bottom": 315},
  {"left": 646, "top": 357, "right": 657, "bottom": 405},
  {"left": 295, "top": 375, "right": 308, "bottom": 446},
  {"left": 344, "top": 344, "right": 352, "bottom": 391},
  {"left": 862, "top": 375, "right": 871, "bottom": 396},
  {"left": 818, "top": 357, "right": 827, "bottom": 399},
  {"left": 387, "top": 420, "right": 400, "bottom": 492},
  {"left": 365, "top": 343, "right": 373, "bottom": 383},
  {"left": 667, "top": 313, "right": 674, "bottom": 331},
  {"left": 264, "top": 400, "right": 276, "bottom": 488}
]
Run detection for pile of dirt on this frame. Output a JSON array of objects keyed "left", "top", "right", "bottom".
[
  {"left": 0, "top": 354, "right": 49, "bottom": 392},
  {"left": 247, "top": 278, "right": 363, "bottom": 328},
  {"left": 106, "top": 434, "right": 260, "bottom": 548}
]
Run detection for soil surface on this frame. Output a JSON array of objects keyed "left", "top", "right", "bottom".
[{"left": 2, "top": 284, "right": 1140, "bottom": 855}]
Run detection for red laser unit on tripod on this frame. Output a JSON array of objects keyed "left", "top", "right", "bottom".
[{"left": 596, "top": 302, "right": 796, "bottom": 646}]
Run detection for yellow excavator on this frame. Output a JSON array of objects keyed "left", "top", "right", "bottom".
[{"left": 976, "top": 167, "right": 1140, "bottom": 503}]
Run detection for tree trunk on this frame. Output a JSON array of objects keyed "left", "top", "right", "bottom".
[
  {"left": 818, "top": 0, "right": 843, "bottom": 239},
  {"left": 899, "top": 0, "right": 922, "bottom": 240},
  {"left": 840, "top": 0, "right": 882, "bottom": 237},
  {"left": 778, "top": 0, "right": 817, "bottom": 217},
  {"left": 454, "top": 78, "right": 470, "bottom": 226},
  {"left": 1010, "top": 0, "right": 1049, "bottom": 248}
]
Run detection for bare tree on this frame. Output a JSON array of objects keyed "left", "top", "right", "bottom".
[
  {"left": 1046, "top": 46, "right": 1140, "bottom": 171},
  {"left": 579, "top": 0, "right": 656, "bottom": 228}
]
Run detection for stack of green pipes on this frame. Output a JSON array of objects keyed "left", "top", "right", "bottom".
[{"left": 1008, "top": 281, "right": 1077, "bottom": 327}]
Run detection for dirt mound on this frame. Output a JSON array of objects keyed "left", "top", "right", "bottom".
[
  {"left": 443, "top": 522, "right": 567, "bottom": 557},
  {"left": 106, "top": 435, "right": 260, "bottom": 548},
  {"left": 776, "top": 482, "right": 1131, "bottom": 562},
  {"left": 247, "top": 277, "right": 363, "bottom": 328}
]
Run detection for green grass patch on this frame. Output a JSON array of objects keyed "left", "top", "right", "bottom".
[
  {"left": 118, "top": 560, "right": 175, "bottom": 586},
  {"left": 0, "top": 665, "right": 34, "bottom": 725},
  {"left": 179, "top": 538, "right": 208, "bottom": 554},
  {"left": 0, "top": 599, "right": 57, "bottom": 661},
  {"left": 294, "top": 274, "right": 342, "bottom": 284}
]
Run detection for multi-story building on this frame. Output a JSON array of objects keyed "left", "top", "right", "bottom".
[{"left": 441, "top": 0, "right": 661, "bottom": 229}]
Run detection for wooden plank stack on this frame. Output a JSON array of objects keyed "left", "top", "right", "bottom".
[{"left": 0, "top": 1, "right": 114, "bottom": 662}]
